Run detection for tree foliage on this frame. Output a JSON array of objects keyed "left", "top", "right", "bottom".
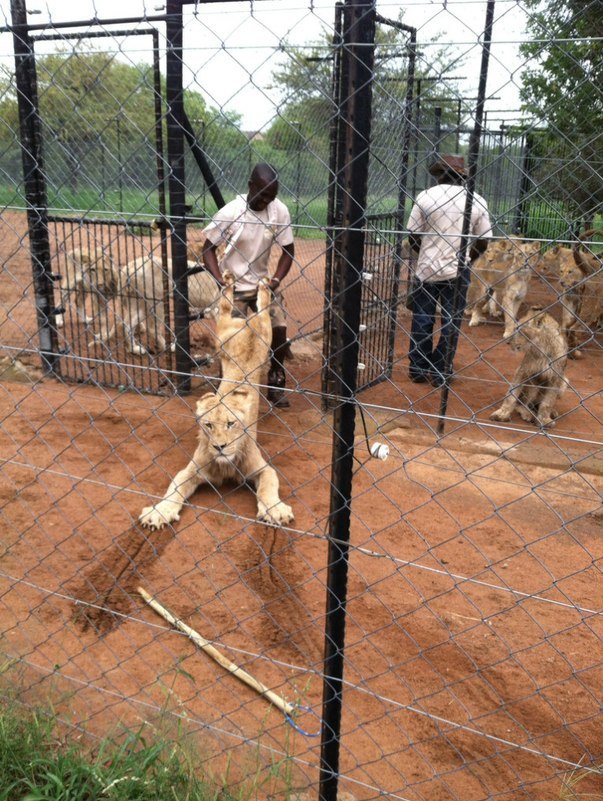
[
  {"left": 0, "top": 45, "right": 246, "bottom": 196},
  {"left": 519, "top": 0, "right": 603, "bottom": 224},
  {"left": 265, "top": 15, "right": 464, "bottom": 160}
]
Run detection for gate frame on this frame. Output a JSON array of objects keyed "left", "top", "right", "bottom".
[{"left": 321, "top": 9, "right": 417, "bottom": 405}]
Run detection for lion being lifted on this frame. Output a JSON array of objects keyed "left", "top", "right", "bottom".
[{"left": 139, "top": 271, "right": 294, "bottom": 530}]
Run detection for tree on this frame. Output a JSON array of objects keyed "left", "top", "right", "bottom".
[
  {"left": 0, "top": 44, "right": 252, "bottom": 206},
  {"left": 264, "top": 14, "right": 466, "bottom": 204},
  {"left": 520, "top": 0, "right": 603, "bottom": 226}
]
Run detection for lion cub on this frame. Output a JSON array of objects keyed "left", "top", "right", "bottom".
[
  {"left": 489, "top": 308, "right": 567, "bottom": 428},
  {"left": 467, "top": 237, "right": 541, "bottom": 338},
  {"left": 139, "top": 272, "right": 294, "bottom": 529},
  {"left": 540, "top": 231, "right": 603, "bottom": 358}
]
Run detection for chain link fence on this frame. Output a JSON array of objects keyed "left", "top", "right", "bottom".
[{"left": 0, "top": 1, "right": 601, "bottom": 800}]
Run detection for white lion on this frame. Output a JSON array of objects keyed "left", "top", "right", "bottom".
[
  {"left": 139, "top": 272, "right": 294, "bottom": 529},
  {"left": 97, "top": 254, "right": 221, "bottom": 356}
]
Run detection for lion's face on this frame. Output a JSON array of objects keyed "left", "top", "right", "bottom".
[
  {"left": 509, "top": 309, "right": 551, "bottom": 352},
  {"left": 196, "top": 388, "right": 254, "bottom": 466}
]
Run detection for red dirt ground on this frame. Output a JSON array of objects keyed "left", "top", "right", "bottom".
[{"left": 0, "top": 211, "right": 601, "bottom": 801}]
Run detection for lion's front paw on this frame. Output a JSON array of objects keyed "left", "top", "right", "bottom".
[
  {"left": 257, "top": 500, "right": 294, "bottom": 526},
  {"left": 518, "top": 405, "right": 534, "bottom": 422},
  {"left": 536, "top": 415, "right": 555, "bottom": 428},
  {"left": 139, "top": 503, "right": 180, "bottom": 530},
  {"left": 490, "top": 407, "right": 510, "bottom": 422}
]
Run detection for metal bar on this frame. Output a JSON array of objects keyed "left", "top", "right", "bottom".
[
  {"left": 32, "top": 28, "right": 159, "bottom": 41},
  {"left": 165, "top": 0, "right": 192, "bottom": 392},
  {"left": 514, "top": 131, "right": 534, "bottom": 235},
  {"left": 10, "top": 0, "right": 59, "bottom": 375},
  {"left": 321, "top": 0, "right": 345, "bottom": 406},
  {"left": 151, "top": 29, "right": 173, "bottom": 366},
  {"left": 180, "top": 109, "right": 226, "bottom": 209},
  {"left": 437, "top": 0, "right": 496, "bottom": 434},
  {"left": 1, "top": 15, "right": 167, "bottom": 33},
  {"left": 396, "top": 26, "right": 416, "bottom": 215},
  {"left": 319, "top": 3, "right": 376, "bottom": 801}
]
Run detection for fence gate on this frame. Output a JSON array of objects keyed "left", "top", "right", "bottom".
[
  {"left": 49, "top": 217, "right": 174, "bottom": 394},
  {"left": 322, "top": 8, "right": 415, "bottom": 403},
  {"left": 10, "top": 6, "right": 211, "bottom": 395}
]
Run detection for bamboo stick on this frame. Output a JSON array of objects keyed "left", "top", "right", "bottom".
[{"left": 137, "top": 586, "right": 294, "bottom": 716}]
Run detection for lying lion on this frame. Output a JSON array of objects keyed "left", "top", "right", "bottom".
[
  {"left": 139, "top": 272, "right": 294, "bottom": 529},
  {"left": 55, "top": 247, "right": 120, "bottom": 338},
  {"left": 97, "top": 254, "right": 221, "bottom": 355},
  {"left": 489, "top": 307, "right": 567, "bottom": 428}
]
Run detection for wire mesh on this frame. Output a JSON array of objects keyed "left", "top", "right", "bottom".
[{"left": 0, "top": 1, "right": 601, "bottom": 800}]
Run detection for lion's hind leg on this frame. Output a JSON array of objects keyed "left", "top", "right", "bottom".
[
  {"left": 533, "top": 381, "right": 563, "bottom": 427},
  {"left": 516, "top": 382, "right": 540, "bottom": 422},
  {"left": 489, "top": 362, "right": 530, "bottom": 422},
  {"left": 256, "top": 277, "right": 272, "bottom": 314},
  {"left": 217, "top": 270, "right": 236, "bottom": 320}
]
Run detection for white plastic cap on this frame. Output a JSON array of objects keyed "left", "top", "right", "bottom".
[{"left": 370, "top": 442, "right": 390, "bottom": 461}]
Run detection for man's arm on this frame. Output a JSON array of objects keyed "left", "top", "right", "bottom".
[
  {"left": 270, "top": 242, "right": 294, "bottom": 291},
  {"left": 201, "top": 239, "right": 225, "bottom": 285}
]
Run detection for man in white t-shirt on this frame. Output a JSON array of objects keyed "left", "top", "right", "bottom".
[
  {"left": 406, "top": 154, "right": 492, "bottom": 386},
  {"left": 202, "top": 163, "right": 295, "bottom": 407}
]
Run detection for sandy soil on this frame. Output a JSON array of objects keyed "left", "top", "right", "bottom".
[{"left": 0, "top": 210, "right": 601, "bottom": 801}]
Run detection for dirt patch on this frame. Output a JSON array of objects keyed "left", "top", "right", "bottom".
[{"left": 0, "top": 210, "right": 601, "bottom": 801}]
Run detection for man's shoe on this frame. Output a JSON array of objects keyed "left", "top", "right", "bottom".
[
  {"left": 429, "top": 372, "right": 453, "bottom": 387},
  {"left": 267, "top": 387, "right": 290, "bottom": 408},
  {"left": 409, "top": 373, "right": 429, "bottom": 384}
]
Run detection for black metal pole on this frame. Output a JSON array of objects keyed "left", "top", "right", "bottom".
[
  {"left": 319, "top": 3, "right": 376, "bottom": 801},
  {"left": 322, "top": 0, "right": 345, "bottom": 408},
  {"left": 165, "top": 0, "right": 192, "bottom": 392},
  {"left": 116, "top": 114, "right": 123, "bottom": 212},
  {"left": 397, "top": 26, "right": 416, "bottom": 218},
  {"left": 180, "top": 109, "right": 225, "bottom": 209},
  {"left": 514, "top": 131, "right": 534, "bottom": 235},
  {"left": 10, "top": 0, "right": 58, "bottom": 374},
  {"left": 434, "top": 106, "right": 442, "bottom": 153},
  {"left": 437, "top": 0, "right": 496, "bottom": 434}
]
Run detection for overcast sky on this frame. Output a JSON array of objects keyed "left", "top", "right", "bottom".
[{"left": 1, "top": 0, "right": 531, "bottom": 130}]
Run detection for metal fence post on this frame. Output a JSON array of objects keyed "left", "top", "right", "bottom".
[
  {"left": 10, "top": 0, "right": 59, "bottom": 375},
  {"left": 437, "top": 0, "right": 496, "bottom": 434},
  {"left": 319, "top": 2, "right": 376, "bottom": 800},
  {"left": 165, "top": 0, "right": 192, "bottom": 393}
]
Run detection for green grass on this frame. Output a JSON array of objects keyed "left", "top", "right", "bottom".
[
  {"left": 0, "top": 659, "right": 308, "bottom": 801},
  {"left": 0, "top": 700, "right": 225, "bottom": 801}
]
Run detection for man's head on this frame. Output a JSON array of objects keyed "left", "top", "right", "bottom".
[
  {"left": 428, "top": 154, "right": 466, "bottom": 184},
  {"left": 248, "top": 163, "right": 279, "bottom": 211}
]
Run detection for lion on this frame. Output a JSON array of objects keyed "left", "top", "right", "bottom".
[
  {"left": 489, "top": 307, "right": 567, "bottom": 428},
  {"left": 139, "top": 271, "right": 294, "bottom": 530},
  {"left": 55, "top": 247, "right": 120, "bottom": 338},
  {"left": 138, "top": 385, "right": 294, "bottom": 529},
  {"left": 540, "top": 231, "right": 603, "bottom": 358},
  {"left": 467, "top": 237, "right": 541, "bottom": 338},
  {"left": 97, "top": 254, "right": 221, "bottom": 355}
]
